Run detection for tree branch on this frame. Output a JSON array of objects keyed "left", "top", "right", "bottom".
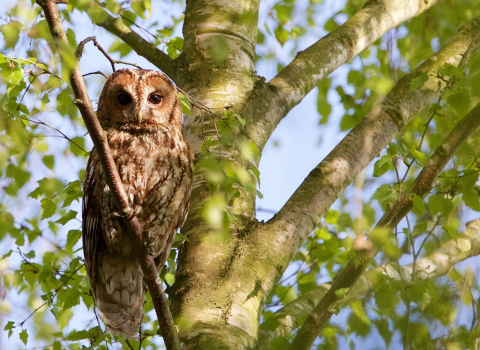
[
  {"left": 86, "top": 3, "right": 179, "bottom": 80},
  {"left": 288, "top": 98, "right": 480, "bottom": 350},
  {"left": 256, "top": 284, "right": 330, "bottom": 350},
  {"left": 376, "top": 219, "right": 480, "bottom": 284},
  {"left": 261, "top": 15, "right": 480, "bottom": 265},
  {"left": 210, "top": 17, "right": 480, "bottom": 350},
  {"left": 255, "top": 219, "right": 480, "bottom": 349},
  {"left": 244, "top": 0, "right": 439, "bottom": 151},
  {"left": 35, "top": 1, "right": 180, "bottom": 349}
]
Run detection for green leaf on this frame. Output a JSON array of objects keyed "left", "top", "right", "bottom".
[
  {"left": 166, "top": 37, "right": 183, "bottom": 59},
  {"left": 201, "top": 195, "right": 226, "bottom": 230},
  {"left": 324, "top": 209, "right": 339, "bottom": 225},
  {"left": 67, "top": 330, "right": 89, "bottom": 341},
  {"left": 63, "top": 288, "right": 81, "bottom": 309},
  {"left": 374, "top": 318, "right": 393, "bottom": 346},
  {"left": 66, "top": 230, "right": 82, "bottom": 253},
  {"left": 240, "top": 141, "right": 260, "bottom": 163},
  {"left": 447, "top": 90, "right": 471, "bottom": 116},
  {"left": 442, "top": 224, "right": 458, "bottom": 241},
  {"left": 25, "top": 250, "right": 36, "bottom": 259},
  {"left": 63, "top": 180, "right": 82, "bottom": 207},
  {"left": 42, "top": 155, "right": 55, "bottom": 170},
  {"left": 5, "top": 164, "right": 30, "bottom": 192},
  {"left": 373, "top": 155, "right": 393, "bottom": 177},
  {"left": 109, "top": 39, "right": 133, "bottom": 58},
  {"left": 374, "top": 282, "right": 399, "bottom": 312},
  {"left": 55, "top": 210, "right": 77, "bottom": 225},
  {"left": 372, "top": 184, "right": 397, "bottom": 209},
  {"left": 4, "top": 321, "right": 15, "bottom": 338},
  {"left": 273, "top": 3, "right": 293, "bottom": 23},
  {"left": 317, "top": 78, "right": 332, "bottom": 123},
  {"left": 57, "top": 309, "right": 73, "bottom": 331},
  {"left": 428, "top": 195, "right": 453, "bottom": 217},
  {"left": 412, "top": 221, "right": 428, "bottom": 237},
  {"left": 131, "top": 0, "right": 150, "bottom": 19},
  {"left": 56, "top": 88, "right": 73, "bottom": 116},
  {"left": 274, "top": 25, "right": 289, "bottom": 46},
  {"left": 406, "top": 282, "right": 430, "bottom": 306},
  {"left": 19, "top": 329, "right": 28, "bottom": 345},
  {"left": 178, "top": 92, "right": 192, "bottom": 115},
  {"left": 65, "top": 28, "right": 77, "bottom": 49},
  {"left": 350, "top": 299, "right": 370, "bottom": 325},
  {"left": 234, "top": 113, "right": 247, "bottom": 127},
  {"left": 1, "top": 250, "right": 13, "bottom": 260},
  {"left": 41, "top": 198, "right": 57, "bottom": 220},
  {"left": 69, "top": 137, "right": 86, "bottom": 157},
  {"left": 412, "top": 195, "right": 427, "bottom": 213},
  {"left": 340, "top": 113, "right": 358, "bottom": 131},
  {"left": 164, "top": 272, "right": 175, "bottom": 285},
  {"left": 462, "top": 188, "right": 480, "bottom": 212},
  {"left": 409, "top": 147, "right": 428, "bottom": 166},
  {"left": 410, "top": 72, "right": 429, "bottom": 91},
  {"left": 86, "top": 3, "right": 109, "bottom": 24},
  {"left": 28, "top": 177, "right": 63, "bottom": 199},
  {"left": 0, "top": 22, "right": 21, "bottom": 49},
  {"left": 334, "top": 287, "right": 350, "bottom": 299},
  {"left": 438, "top": 63, "right": 464, "bottom": 79}
]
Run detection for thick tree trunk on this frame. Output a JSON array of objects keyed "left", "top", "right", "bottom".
[{"left": 170, "top": 0, "right": 263, "bottom": 348}]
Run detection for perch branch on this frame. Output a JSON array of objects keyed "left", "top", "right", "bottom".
[
  {"left": 35, "top": 1, "right": 180, "bottom": 349},
  {"left": 288, "top": 98, "right": 480, "bottom": 350}
]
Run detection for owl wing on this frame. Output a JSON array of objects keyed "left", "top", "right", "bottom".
[{"left": 82, "top": 150, "right": 103, "bottom": 287}]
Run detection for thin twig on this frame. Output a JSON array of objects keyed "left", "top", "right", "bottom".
[
  {"left": 83, "top": 71, "right": 108, "bottom": 79},
  {"left": 18, "top": 263, "right": 84, "bottom": 327},
  {"left": 17, "top": 72, "right": 48, "bottom": 108},
  {"left": 77, "top": 35, "right": 143, "bottom": 73},
  {"left": 118, "top": 13, "right": 157, "bottom": 40},
  {"left": 14, "top": 115, "right": 88, "bottom": 154},
  {"left": 124, "top": 339, "right": 135, "bottom": 350}
]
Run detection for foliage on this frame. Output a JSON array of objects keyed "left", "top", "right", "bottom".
[{"left": 1, "top": 0, "right": 480, "bottom": 349}]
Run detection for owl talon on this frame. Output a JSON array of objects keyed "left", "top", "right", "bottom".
[
  {"left": 132, "top": 205, "right": 142, "bottom": 216},
  {"left": 143, "top": 231, "right": 155, "bottom": 255},
  {"left": 144, "top": 241, "right": 155, "bottom": 255},
  {"left": 145, "top": 246, "right": 154, "bottom": 255},
  {"left": 111, "top": 205, "right": 142, "bottom": 218}
]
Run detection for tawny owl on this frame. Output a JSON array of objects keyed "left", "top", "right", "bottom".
[{"left": 82, "top": 69, "right": 193, "bottom": 337}]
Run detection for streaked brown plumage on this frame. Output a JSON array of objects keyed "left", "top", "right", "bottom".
[{"left": 82, "top": 69, "right": 193, "bottom": 337}]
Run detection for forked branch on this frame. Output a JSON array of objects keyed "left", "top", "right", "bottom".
[
  {"left": 244, "top": 0, "right": 439, "bottom": 151},
  {"left": 35, "top": 1, "right": 180, "bottom": 349},
  {"left": 288, "top": 99, "right": 480, "bottom": 350}
]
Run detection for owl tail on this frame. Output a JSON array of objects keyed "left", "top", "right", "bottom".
[{"left": 94, "top": 253, "right": 144, "bottom": 337}]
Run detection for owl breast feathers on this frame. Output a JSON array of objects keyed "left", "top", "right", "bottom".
[{"left": 82, "top": 69, "right": 194, "bottom": 337}]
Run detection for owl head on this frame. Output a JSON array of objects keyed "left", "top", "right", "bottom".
[{"left": 96, "top": 69, "right": 182, "bottom": 131}]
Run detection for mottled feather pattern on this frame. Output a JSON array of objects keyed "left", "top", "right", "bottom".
[{"left": 82, "top": 69, "right": 193, "bottom": 337}]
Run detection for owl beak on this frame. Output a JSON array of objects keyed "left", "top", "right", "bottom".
[{"left": 137, "top": 110, "right": 142, "bottom": 125}]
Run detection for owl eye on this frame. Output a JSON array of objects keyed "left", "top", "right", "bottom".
[
  {"left": 148, "top": 94, "right": 162, "bottom": 105},
  {"left": 118, "top": 93, "right": 132, "bottom": 106}
]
